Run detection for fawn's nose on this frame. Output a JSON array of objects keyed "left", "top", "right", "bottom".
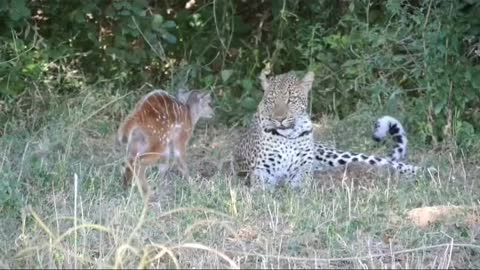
[{"left": 205, "top": 108, "right": 215, "bottom": 119}]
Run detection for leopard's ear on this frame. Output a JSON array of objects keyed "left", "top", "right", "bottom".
[
  {"left": 301, "top": 71, "right": 315, "bottom": 94},
  {"left": 259, "top": 62, "right": 273, "bottom": 92},
  {"left": 259, "top": 69, "right": 270, "bottom": 91}
]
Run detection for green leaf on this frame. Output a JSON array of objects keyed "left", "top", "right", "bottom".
[
  {"left": 163, "top": 20, "right": 176, "bottom": 29},
  {"left": 133, "top": 9, "right": 146, "bottom": 17},
  {"left": 221, "top": 69, "right": 234, "bottom": 82},
  {"left": 118, "top": 10, "right": 131, "bottom": 16},
  {"left": 130, "top": 0, "right": 147, "bottom": 17},
  {"left": 386, "top": 0, "right": 401, "bottom": 15},
  {"left": 386, "top": 89, "right": 402, "bottom": 112},
  {"left": 241, "top": 97, "right": 257, "bottom": 111},
  {"left": 113, "top": 1, "right": 126, "bottom": 10},
  {"left": 87, "top": 31, "right": 98, "bottom": 43},
  {"left": 9, "top": 0, "right": 30, "bottom": 21},
  {"left": 114, "top": 35, "right": 128, "bottom": 48},
  {"left": 465, "top": 69, "right": 472, "bottom": 81},
  {"left": 392, "top": 55, "right": 405, "bottom": 62},
  {"left": 240, "top": 79, "right": 253, "bottom": 92},
  {"left": 151, "top": 14, "right": 164, "bottom": 30},
  {"left": 0, "top": 0, "right": 8, "bottom": 11},
  {"left": 22, "top": 63, "right": 38, "bottom": 73},
  {"left": 161, "top": 32, "right": 177, "bottom": 44},
  {"left": 105, "top": 6, "right": 115, "bottom": 17},
  {"left": 469, "top": 67, "right": 480, "bottom": 89},
  {"left": 434, "top": 100, "right": 446, "bottom": 115}
]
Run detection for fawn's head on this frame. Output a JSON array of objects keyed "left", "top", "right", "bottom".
[{"left": 176, "top": 89, "right": 214, "bottom": 123}]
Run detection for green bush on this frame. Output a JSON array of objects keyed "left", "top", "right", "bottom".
[
  {"left": 1, "top": 0, "right": 479, "bottom": 148},
  {"left": 293, "top": 0, "right": 480, "bottom": 148}
]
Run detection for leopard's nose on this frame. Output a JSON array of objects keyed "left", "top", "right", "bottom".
[{"left": 280, "top": 119, "right": 294, "bottom": 129}]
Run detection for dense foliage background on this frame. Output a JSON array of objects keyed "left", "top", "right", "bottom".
[
  {"left": 1, "top": 0, "right": 480, "bottom": 149},
  {"left": 1, "top": 4, "right": 480, "bottom": 264}
]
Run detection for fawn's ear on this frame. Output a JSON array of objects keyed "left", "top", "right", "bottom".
[
  {"left": 201, "top": 91, "right": 212, "bottom": 102},
  {"left": 176, "top": 88, "right": 191, "bottom": 103}
]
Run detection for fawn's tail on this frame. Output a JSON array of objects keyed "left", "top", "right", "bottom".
[
  {"left": 117, "top": 117, "right": 136, "bottom": 144},
  {"left": 118, "top": 117, "right": 149, "bottom": 158}
]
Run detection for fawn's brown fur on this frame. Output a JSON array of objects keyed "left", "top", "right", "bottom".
[{"left": 117, "top": 89, "right": 214, "bottom": 195}]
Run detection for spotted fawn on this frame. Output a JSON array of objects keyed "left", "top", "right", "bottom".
[{"left": 117, "top": 89, "right": 214, "bottom": 195}]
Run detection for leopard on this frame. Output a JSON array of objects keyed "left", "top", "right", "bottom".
[{"left": 233, "top": 69, "right": 426, "bottom": 189}]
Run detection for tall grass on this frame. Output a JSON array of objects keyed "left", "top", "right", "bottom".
[{"left": 1, "top": 87, "right": 479, "bottom": 268}]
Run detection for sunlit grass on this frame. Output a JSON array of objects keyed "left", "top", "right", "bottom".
[{"left": 1, "top": 88, "right": 479, "bottom": 269}]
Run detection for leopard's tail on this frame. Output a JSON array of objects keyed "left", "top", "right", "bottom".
[
  {"left": 312, "top": 143, "right": 422, "bottom": 175},
  {"left": 372, "top": 115, "right": 408, "bottom": 162},
  {"left": 312, "top": 116, "right": 430, "bottom": 176}
]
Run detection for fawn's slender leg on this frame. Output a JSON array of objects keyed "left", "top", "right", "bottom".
[
  {"left": 174, "top": 139, "right": 190, "bottom": 178},
  {"left": 124, "top": 127, "right": 149, "bottom": 189},
  {"left": 139, "top": 140, "right": 172, "bottom": 199},
  {"left": 123, "top": 157, "right": 150, "bottom": 196},
  {"left": 123, "top": 162, "right": 133, "bottom": 188},
  {"left": 124, "top": 139, "right": 168, "bottom": 195},
  {"left": 123, "top": 158, "right": 138, "bottom": 188},
  {"left": 135, "top": 164, "right": 149, "bottom": 196}
]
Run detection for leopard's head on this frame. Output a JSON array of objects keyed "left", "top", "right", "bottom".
[{"left": 257, "top": 70, "right": 314, "bottom": 130}]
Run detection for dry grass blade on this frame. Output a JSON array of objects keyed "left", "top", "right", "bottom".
[
  {"left": 126, "top": 197, "right": 149, "bottom": 245},
  {"left": 183, "top": 219, "right": 237, "bottom": 238},
  {"left": 70, "top": 92, "right": 131, "bottom": 130},
  {"left": 28, "top": 206, "right": 57, "bottom": 239},
  {"left": 155, "top": 207, "right": 232, "bottom": 219},
  {"left": 173, "top": 243, "right": 240, "bottom": 269},
  {"left": 223, "top": 243, "right": 480, "bottom": 263},
  {"left": 140, "top": 244, "right": 180, "bottom": 269},
  {"left": 54, "top": 224, "right": 113, "bottom": 246},
  {"left": 15, "top": 245, "right": 47, "bottom": 259},
  {"left": 114, "top": 244, "right": 141, "bottom": 269}
]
